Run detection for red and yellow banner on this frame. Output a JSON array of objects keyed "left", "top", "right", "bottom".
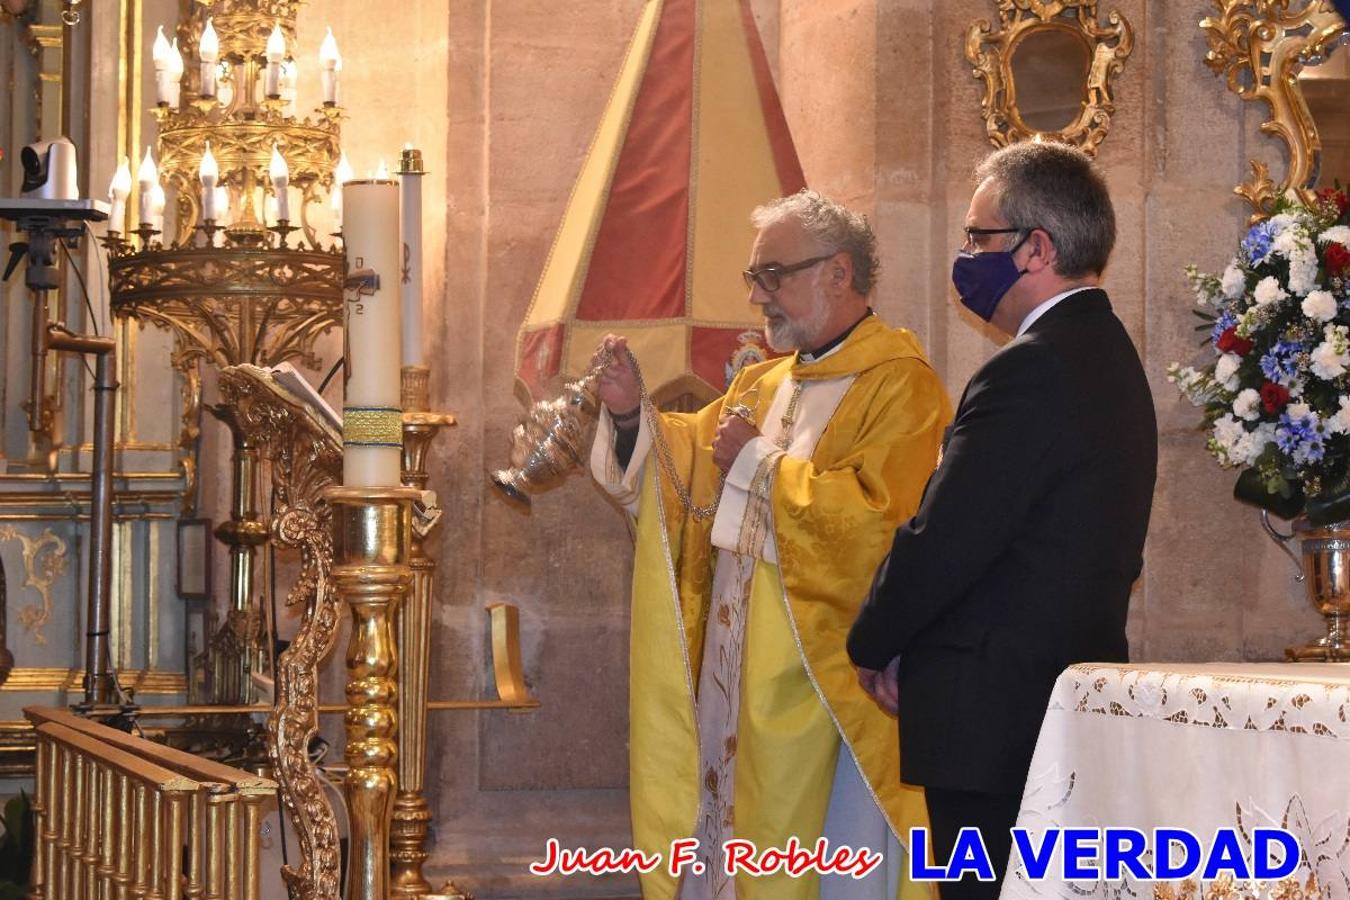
[{"left": 515, "top": 0, "right": 806, "bottom": 406}]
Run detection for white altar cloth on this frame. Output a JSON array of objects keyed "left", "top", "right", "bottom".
[{"left": 1003, "top": 662, "right": 1350, "bottom": 900}]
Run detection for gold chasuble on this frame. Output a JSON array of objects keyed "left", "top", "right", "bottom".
[{"left": 592, "top": 317, "right": 951, "bottom": 899}]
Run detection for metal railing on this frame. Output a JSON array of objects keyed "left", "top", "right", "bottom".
[{"left": 25, "top": 706, "right": 277, "bottom": 900}]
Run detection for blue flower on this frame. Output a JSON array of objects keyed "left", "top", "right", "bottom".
[
  {"left": 1277, "top": 408, "right": 1326, "bottom": 465},
  {"left": 1211, "top": 309, "right": 1237, "bottom": 347},
  {"left": 1242, "top": 221, "right": 1278, "bottom": 266},
  {"left": 1260, "top": 340, "right": 1304, "bottom": 386}
]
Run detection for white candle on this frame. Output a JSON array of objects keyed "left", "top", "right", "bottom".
[
  {"left": 264, "top": 22, "right": 285, "bottom": 98},
  {"left": 107, "top": 157, "right": 131, "bottom": 235},
  {"left": 167, "top": 39, "right": 184, "bottom": 108},
  {"left": 341, "top": 179, "right": 403, "bottom": 486},
  {"left": 269, "top": 144, "right": 290, "bottom": 222},
  {"left": 200, "top": 142, "right": 219, "bottom": 221},
  {"left": 319, "top": 27, "right": 341, "bottom": 105},
  {"left": 149, "top": 183, "right": 166, "bottom": 239},
  {"left": 332, "top": 149, "right": 353, "bottom": 230},
  {"left": 136, "top": 146, "right": 157, "bottom": 226},
  {"left": 152, "top": 27, "right": 174, "bottom": 106},
  {"left": 199, "top": 18, "right": 219, "bottom": 98},
  {"left": 399, "top": 145, "right": 425, "bottom": 367}
]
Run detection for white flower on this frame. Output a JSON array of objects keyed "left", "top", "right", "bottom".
[
  {"left": 1167, "top": 364, "right": 1214, "bottom": 406},
  {"left": 1330, "top": 397, "right": 1350, "bottom": 436},
  {"left": 1269, "top": 213, "right": 1297, "bottom": 235},
  {"left": 1221, "top": 262, "right": 1247, "bottom": 299},
  {"left": 1210, "top": 414, "right": 1249, "bottom": 466},
  {"left": 1253, "top": 276, "right": 1289, "bottom": 307},
  {"left": 1289, "top": 376, "right": 1307, "bottom": 399},
  {"left": 1311, "top": 324, "right": 1350, "bottom": 381},
  {"left": 1319, "top": 225, "right": 1350, "bottom": 246},
  {"left": 1246, "top": 422, "right": 1277, "bottom": 464},
  {"left": 1214, "top": 352, "right": 1243, "bottom": 391},
  {"left": 1287, "top": 402, "right": 1312, "bottom": 419},
  {"left": 1233, "top": 388, "right": 1262, "bottom": 421},
  {"left": 1288, "top": 249, "right": 1320, "bottom": 297},
  {"left": 1273, "top": 227, "right": 1305, "bottom": 259},
  {"left": 1302, "top": 289, "right": 1338, "bottom": 322}
]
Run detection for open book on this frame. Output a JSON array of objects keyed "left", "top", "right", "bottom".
[{"left": 268, "top": 361, "right": 342, "bottom": 432}]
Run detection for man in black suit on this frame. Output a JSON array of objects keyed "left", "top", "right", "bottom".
[{"left": 847, "top": 142, "right": 1157, "bottom": 899}]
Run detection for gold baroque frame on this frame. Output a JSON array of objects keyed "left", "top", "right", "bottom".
[
  {"left": 966, "top": 0, "right": 1134, "bottom": 157},
  {"left": 1201, "top": 0, "right": 1348, "bottom": 221}
]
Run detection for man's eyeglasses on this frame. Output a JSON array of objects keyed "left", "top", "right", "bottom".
[
  {"left": 961, "top": 226, "right": 1026, "bottom": 254},
  {"left": 742, "top": 254, "right": 834, "bottom": 293}
]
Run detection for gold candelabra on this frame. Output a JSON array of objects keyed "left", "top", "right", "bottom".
[{"left": 106, "top": 0, "right": 346, "bottom": 705}]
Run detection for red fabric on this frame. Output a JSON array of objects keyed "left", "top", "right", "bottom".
[
  {"left": 518, "top": 324, "right": 566, "bottom": 397},
  {"left": 575, "top": 0, "right": 695, "bottom": 322},
  {"left": 691, "top": 325, "right": 773, "bottom": 392},
  {"left": 738, "top": 0, "right": 806, "bottom": 194}
]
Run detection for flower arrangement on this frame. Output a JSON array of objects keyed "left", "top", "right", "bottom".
[{"left": 1170, "top": 188, "right": 1350, "bottom": 520}]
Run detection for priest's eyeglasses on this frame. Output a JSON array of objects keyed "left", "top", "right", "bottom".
[
  {"left": 742, "top": 254, "right": 834, "bottom": 293},
  {"left": 961, "top": 226, "right": 1025, "bottom": 254}
]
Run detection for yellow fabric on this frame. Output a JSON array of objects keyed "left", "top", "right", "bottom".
[{"left": 623, "top": 316, "right": 952, "bottom": 899}]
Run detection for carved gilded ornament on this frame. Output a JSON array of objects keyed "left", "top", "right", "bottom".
[
  {"left": 218, "top": 364, "right": 343, "bottom": 900},
  {"left": 1200, "top": 0, "right": 1348, "bottom": 221},
  {"left": 0, "top": 526, "right": 67, "bottom": 647},
  {"left": 966, "top": 0, "right": 1134, "bottom": 156}
]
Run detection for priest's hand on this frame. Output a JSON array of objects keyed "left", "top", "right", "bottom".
[
  {"left": 857, "top": 656, "right": 900, "bottom": 716},
  {"left": 713, "top": 414, "right": 759, "bottom": 473},
  {"left": 593, "top": 334, "right": 641, "bottom": 418}
]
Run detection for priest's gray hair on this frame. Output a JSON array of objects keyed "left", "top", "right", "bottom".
[
  {"left": 751, "top": 189, "right": 880, "bottom": 296},
  {"left": 974, "top": 142, "right": 1116, "bottom": 278}
]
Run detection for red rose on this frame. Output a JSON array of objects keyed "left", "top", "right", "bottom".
[
  {"left": 1216, "top": 326, "right": 1254, "bottom": 356},
  {"left": 1261, "top": 382, "right": 1291, "bottom": 414},
  {"left": 1317, "top": 187, "right": 1350, "bottom": 217},
  {"left": 1326, "top": 242, "right": 1350, "bottom": 276}
]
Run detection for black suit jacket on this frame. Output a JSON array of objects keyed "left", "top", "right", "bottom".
[{"left": 847, "top": 289, "right": 1157, "bottom": 795}]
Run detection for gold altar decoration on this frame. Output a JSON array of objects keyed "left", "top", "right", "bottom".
[
  {"left": 394, "top": 366, "right": 458, "bottom": 897},
  {"left": 0, "top": 524, "right": 66, "bottom": 647},
  {"left": 965, "top": 0, "right": 1134, "bottom": 156},
  {"left": 1201, "top": 0, "right": 1347, "bottom": 221},
  {"left": 26, "top": 705, "right": 276, "bottom": 900},
  {"left": 218, "top": 363, "right": 344, "bottom": 900},
  {"left": 328, "top": 485, "right": 418, "bottom": 900},
  {"left": 107, "top": 0, "right": 346, "bottom": 707}
]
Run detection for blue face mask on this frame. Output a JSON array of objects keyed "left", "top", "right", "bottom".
[{"left": 951, "top": 233, "right": 1029, "bottom": 321}]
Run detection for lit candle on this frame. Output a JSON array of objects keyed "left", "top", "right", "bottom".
[
  {"left": 341, "top": 179, "right": 403, "bottom": 486},
  {"left": 332, "top": 150, "right": 353, "bottom": 229},
  {"left": 375, "top": 159, "right": 389, "bottom": 180},
  {"left": 200, "top": 141, "right": 219, "bottom": 221},
  {"left": 319, "top": 27, "right": 341, "bottom": 106},
  {"left": 399, "top": 145, "right": 425, "bottom": 367},
  {"left": 137, "top": 146, "right": 157, "bottom": 226},
  {"left": 107, "top": 157, "right": 131, "bottom": 235},
  {"left": 152, "top": 26, "right": 176, "bottom": 106},
  {"left": 167, "top": 39, "right": 184, "bottom": 108},
  {"left": 270, "top": 144, "right": 290, "bottom": 222},
  {"left": 149, "top": 183, "right": 166, "bottom": 239},
  {"left": 264, "top": 21, "right": 285, "bottom": 98},
  {"left": 199, "top": 18, "right": 219, "bottom": 98}
]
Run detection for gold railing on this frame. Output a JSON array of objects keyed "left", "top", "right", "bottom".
[{"left": 25, "top": 706, "right": 277, "bottom": 900}]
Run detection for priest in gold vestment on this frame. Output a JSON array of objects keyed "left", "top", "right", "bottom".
[{"left": 589, "top": 192, "right": 951, "bottom": 900}]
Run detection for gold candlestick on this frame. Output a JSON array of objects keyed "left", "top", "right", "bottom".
[
  {"left": 327, "top": 485, "right": 418, "bottom": 900},
  {"left": 392, "top": 365, "right": 457, "bottom": 897}
]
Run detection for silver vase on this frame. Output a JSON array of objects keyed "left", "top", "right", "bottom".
[{"left": 1263, "top": 512, "right": 1350, "bottom": 661}]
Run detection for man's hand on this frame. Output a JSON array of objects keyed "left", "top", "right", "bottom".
[
  {"left": 856, "top": 656, "right": 900, "bottom": 716},
  {"left": 592, "top": 334, "right": 641, "bottom": 417},
  {"left": 712, "top": 414, "right": 759, "bottom": 473}
]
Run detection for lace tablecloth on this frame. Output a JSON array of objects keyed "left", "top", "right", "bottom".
[{"left": 1004, "top": 663, "right": 1350, "bottom": 900}]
